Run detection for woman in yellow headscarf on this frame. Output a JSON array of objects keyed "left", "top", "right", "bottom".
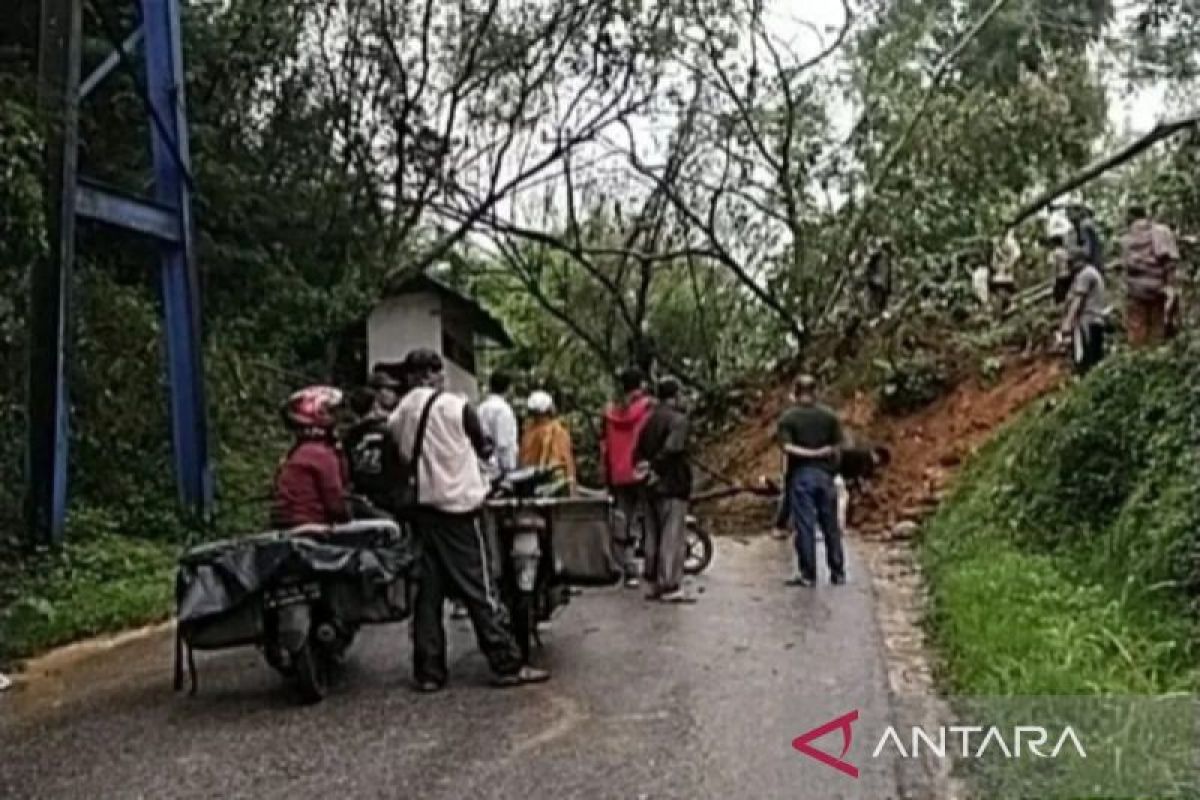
[{"left": 519, "top": 390, "right": 576, "bottom": 489}]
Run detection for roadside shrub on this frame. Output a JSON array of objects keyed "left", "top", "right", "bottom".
[
  {"left": 923, "top": 335, "right": 1200, "bottom": 694},
  {"left": 876, "top": 351, "right": 952, "bottom": 414}
]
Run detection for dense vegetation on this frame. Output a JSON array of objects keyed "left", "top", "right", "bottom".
[
  {"left": 1, "top": 0, "right": 1198, "bottom": 660},
  {"left": 923, "top": 336, "right": 1200, "bottom": 693}
]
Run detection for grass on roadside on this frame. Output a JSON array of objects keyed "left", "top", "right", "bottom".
[
  {"left": 0, "top": 530, "right": 176, "bottom": 664},
  {"left": 921, "top": 337, "right": 1200, "bottom": 696}
]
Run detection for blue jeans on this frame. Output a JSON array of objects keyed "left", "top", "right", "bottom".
[{"left": 789, "top": 467, "right": 845, "bottom": 582}]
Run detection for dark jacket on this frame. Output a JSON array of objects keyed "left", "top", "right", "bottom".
[
  {"left": 634, "top": 404, "right": 692, "bottom": 500},
  {"left": 271, "top": 439, "right": 349, "bottom": 528},
  {"left": 342, "top": 415, "right": 403, "bottom": 513}
]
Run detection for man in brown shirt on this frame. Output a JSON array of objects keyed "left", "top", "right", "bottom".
[{"left": 1120, "top": 204, "right": 1180, "bottom": 347}]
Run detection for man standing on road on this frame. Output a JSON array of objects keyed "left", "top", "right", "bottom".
[
  {"left": 634, "top": 377, "right": 694, "bottom": 603},
  {"left": 1121, "top": 203, "right": 1181, "bottom": 348},
  {"left": 389, "top": 349, "right": 549, "bottom": 691},
  {"left": 477, "top": 371, "right": 519, "bottom": 481},
  {"left": 602, "top": 367, "right": 656, "bottom": 588},
  {"left": 777, "top": 375, "right": 846, "bottom": 587}
]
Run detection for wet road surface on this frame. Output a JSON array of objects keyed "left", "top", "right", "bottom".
[{"left": 0, "top": 537, "right": 906, "bottom": 799}]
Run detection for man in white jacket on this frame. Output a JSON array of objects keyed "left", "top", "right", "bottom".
[
  {"left": 477, "top": 371, "right": 519, "bottom": 480},
  {"left": 390, "top": 349, "right": 549, "bottom": 691}
]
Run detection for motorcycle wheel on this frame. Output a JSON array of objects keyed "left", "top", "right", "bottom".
[
  {"left": 511, "top": 591, "right": 535, "bottom": 663},
  {"left": 683, "top": 520, "right": 714, "bottom": 575},
  {"left": 262, "top": 644, "right": 295, "bottom": 677},
  {"left": 292, "top": 641, "right": 332, "bottom": 704}
]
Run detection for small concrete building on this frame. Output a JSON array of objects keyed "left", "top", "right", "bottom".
[{"left": 366, "top": 274, "right": 512, "bottom": 400}]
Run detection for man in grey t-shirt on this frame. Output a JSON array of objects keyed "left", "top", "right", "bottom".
[{"left": 1058, "top": 262, "right": 1107, "bottom": 375}]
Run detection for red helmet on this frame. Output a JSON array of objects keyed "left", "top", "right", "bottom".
[{"left": 283, "top": 385, "right": 343, "bottom": 430}]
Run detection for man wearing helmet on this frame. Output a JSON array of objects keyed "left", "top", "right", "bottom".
[
  {"left": 271, "top": 386, "right": 351, "bottom": 529},
  {"left": 388, "top": 348, "right": 549, "bottom": 690},
  {"left": 519, "top": 390, "right": 576, "bottom": 489}
]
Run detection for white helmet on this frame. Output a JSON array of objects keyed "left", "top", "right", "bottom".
[{"left": 526, "top": 390, "right": 554, "bottom": 415}]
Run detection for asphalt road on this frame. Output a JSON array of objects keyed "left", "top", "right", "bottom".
[{"left": 0, "top": 537, "right": 910, "bottom": 799}]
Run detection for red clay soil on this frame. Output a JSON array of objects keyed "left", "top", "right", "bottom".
[{"left": 701, "top": 353, "right": 1066, "bottom": 538}]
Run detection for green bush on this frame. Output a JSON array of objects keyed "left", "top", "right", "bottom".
[
  {"left": 876, "top": 351, "right": 952, "bottom": 414},
  {"left": 0, "top": 513, "right": 177, "bottom": 663},
  {"left": 923, "top": 336, "right": 1200, "bottom": 694}
]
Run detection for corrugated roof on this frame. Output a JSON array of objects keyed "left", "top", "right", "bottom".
[{"left": 384, "top": 272, "right": 514, "bottom": 348}]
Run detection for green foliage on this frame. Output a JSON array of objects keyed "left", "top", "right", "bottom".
[
  {"left": 0, "top": 514, "right": 176, "bottom": 663},
  {"left": 875, "top": 352, "right": 953, "bottom": 414},
  {"left": 923, "top": 337, "right": 1200, "bottom": 693},
  {"left": 0, "top": 97, "right": 44, "bottom": 547}
]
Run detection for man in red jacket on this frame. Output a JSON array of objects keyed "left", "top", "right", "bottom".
[{"left": 601, "top": 367, "right": 655, "bottom": 588}]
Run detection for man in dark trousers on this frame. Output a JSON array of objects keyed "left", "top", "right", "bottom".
[
  {"left": 777, "top": 375, "right": 846, "bottom": 586},
  {"left": 388, "top": 348, "right": 549, "bottom": 691},
  {"left": 634, "top": 377, "right": 694, "bottom": 603}
]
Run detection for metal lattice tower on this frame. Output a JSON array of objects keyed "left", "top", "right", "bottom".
[{"left": 30, "top": 0, "right": 212, "bottom": 545}]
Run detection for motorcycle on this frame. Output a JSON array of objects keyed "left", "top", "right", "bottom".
[
  {"left": 176, "top": 514, "right": 413, "bottom": 704},
  {"left": 628, "top": 480, "right": 793, "bottom": 577},
  {"left": 485, "top": 466, "right": 572, "bottom": 662}
]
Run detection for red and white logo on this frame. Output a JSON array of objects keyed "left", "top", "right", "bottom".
[{"left": 792, "top": 710, "right": 860, "bottom": 779}]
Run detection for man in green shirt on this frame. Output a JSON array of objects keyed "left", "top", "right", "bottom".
[{"left": 777, "top": 375, "right": 846, "bottom": 586}]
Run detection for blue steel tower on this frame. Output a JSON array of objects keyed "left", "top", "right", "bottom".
[{"left": 30, "top": 0, "right": 212, "bottom": 545}]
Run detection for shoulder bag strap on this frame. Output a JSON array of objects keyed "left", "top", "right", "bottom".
[{"left": 410, "top": 390, "right": 442, "bottom": 498}]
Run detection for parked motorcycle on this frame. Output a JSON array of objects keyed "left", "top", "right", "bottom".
[
  {"left": 176, "top": 517, "right": 414, "bottom": 704},
  {"left": 485, "top": 466, "right": 571, "bottom": 662}
]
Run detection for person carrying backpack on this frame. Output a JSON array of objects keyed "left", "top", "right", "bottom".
[{"left": 342, "top": 368, "right": 406, "bottom": 515}]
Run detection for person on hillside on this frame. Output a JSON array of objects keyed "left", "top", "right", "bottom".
[
  {"left": 989, "top": 232, "right": 1020, "bottom": 313},
  {"left": 1046, "top": 215, "right": 1074, "bottom": 306},
  {"left": 634, "top": 377, "right": 694, "bottom": 603},
  {"left": 864, "top": 238, "right": 894, "bottom": 318},
  {"left": 601, "top": 367, "right": 656, "bottom": 588},
  {"left": 1058, "top": 251, "right": 1108, "bottom": 375},
  {"left": 343, "top": 368, "right": 406, "bottom": 515},
  {"left": 388, "top": 348, "right": 549, "bottom": 691},
  {"left": 478, "top": 371, "right": 519, "bottom": 481},
  {"left": 1066, "top": 201, "right": 1104, "bottom": 271},
  {"left": 1120, "top": 204, "right": 1181, "bottom": 348},
  {"left": 777, "top": 375, "right": 846, "bottom": 586},
  {"left": 271, "top": 385, "right": 351, "bottom": 529},
  {"left": 520, "top": 390, "right": 577, "bottom": 489}
]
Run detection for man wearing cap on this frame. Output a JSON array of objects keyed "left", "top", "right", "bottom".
[
  {"left": 388, "top": 348, "right": 549, "bottom": 690},
  {"left": 777, "top": 375, "right": 846, "bottom": 586}
]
